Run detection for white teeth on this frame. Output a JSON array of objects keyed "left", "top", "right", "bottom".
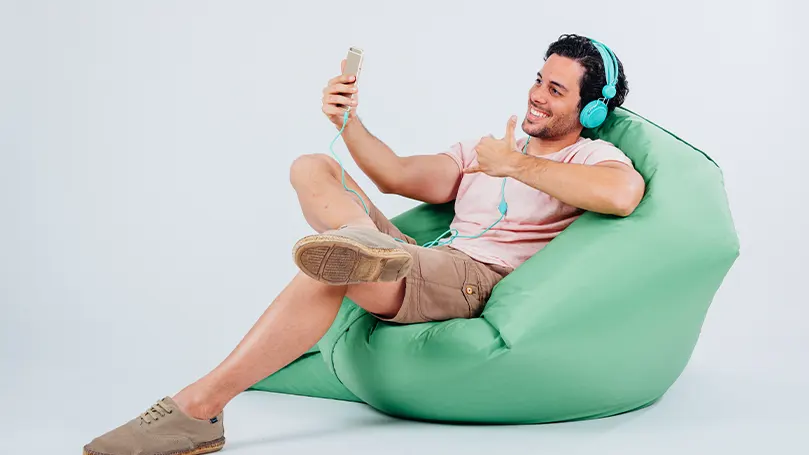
[{"left": 530, "top": 108, "right": 548, "bottom": 118}]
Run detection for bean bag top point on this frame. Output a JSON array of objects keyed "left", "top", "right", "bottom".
[{"left": 249, "top": 107, "right": 740, "bottom": 424}]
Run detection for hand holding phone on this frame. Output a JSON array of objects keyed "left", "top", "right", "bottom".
[{"left": 322, "top": 47, "right": 363, "bottom": 129}]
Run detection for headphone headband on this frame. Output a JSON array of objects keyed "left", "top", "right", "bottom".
[
  {"left": 578, "top": 37, "right": 620, "bottom": 128},
  {"left": 589, "top": 39, "right": 618, "bottom": 99}
]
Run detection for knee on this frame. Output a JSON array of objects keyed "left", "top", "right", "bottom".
[{"left": 289, "top": 154, "right": 339, "bottom": 189}]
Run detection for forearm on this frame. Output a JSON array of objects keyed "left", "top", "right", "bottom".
[
  {"left": 340, "top": 118, "right": 404, "bottom": 193},
  {"left": 507, "top": 154, "right": 642, "bottom": 216}
]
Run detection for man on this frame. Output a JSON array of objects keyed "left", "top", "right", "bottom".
[{"left": 83, "top": 34, "right": 645, "bottom": 455}]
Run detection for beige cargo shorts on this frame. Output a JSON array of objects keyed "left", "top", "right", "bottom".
[{"left": 368, "top": 207, "right": 513, "bottom": 324}]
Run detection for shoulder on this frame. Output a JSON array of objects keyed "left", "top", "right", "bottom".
[
  {"left": 438, "top": 137, "right": 485, "bottom": 168},
  {"left": 442, "top": 137, "right": 484, "bottom": 153}
]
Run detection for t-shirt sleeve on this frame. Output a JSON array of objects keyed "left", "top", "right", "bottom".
[
  {"left": 581, "top": 140, "right": 634, "bottom": 167},
  {"left": 439, "top": 139, "right": 479, "bottom": 171}
]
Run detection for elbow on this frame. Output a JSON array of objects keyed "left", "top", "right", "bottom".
[
  {"left": 377, "top": 175, "right": 403, "bottom": 195},
  {"left": 378, "top": 159, "right": 408, "bottom": 195},
  {"left": 612, "top": 199, "right": 637, "bottom": 217},
  {"left": 377, "top": 183, "right": 397, "bottom": 194},
  {"left": 610, "top": 178, "right": 645, "bottom": 217}
]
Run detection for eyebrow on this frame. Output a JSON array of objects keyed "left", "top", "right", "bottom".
[{"left": 537, "top": 72, "right": 569, "bottom": 92}]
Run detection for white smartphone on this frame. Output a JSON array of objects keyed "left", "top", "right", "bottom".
[{"left": 342, "top": 47, "right": 363, "bottom": 110}]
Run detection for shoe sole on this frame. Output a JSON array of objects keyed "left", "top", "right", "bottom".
[
  {"left": 83, "top": 436, "right": 225, "bottom": 455},
  {"left": 293, "top": 234, "right": 412, "bottom": 285}
]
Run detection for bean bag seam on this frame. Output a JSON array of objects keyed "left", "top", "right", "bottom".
[{"left": 321, "top": 307, "right": 369, "bottom": 386}]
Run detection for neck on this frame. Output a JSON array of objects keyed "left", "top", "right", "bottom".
[{"left": 524, "top": 129, "right": 582, "bottom": 156}]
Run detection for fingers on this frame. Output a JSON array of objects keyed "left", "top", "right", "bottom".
[
  {"left": 326, "top": 73, "right": 357, "bottom": 90},
  {"left": 322, "top": 104, "right": 357, "bottom": 119},
  {"left": 463, "top": 166, "right": 481, "bottom": 174},
  {"left": 477, "top": 134, "right": 494, "bottom": 146},
  {"left": 322, "top": 63, "right": 360, "bottom": 125},
  {"left": 323, "top": 82, "right": 358, "bottom": 97},
  {"left": 323, "top": 93, "right": 357, "bottom": 109},
  {"left": 322, "top": 104, "right": 349, "bottom": 117}
]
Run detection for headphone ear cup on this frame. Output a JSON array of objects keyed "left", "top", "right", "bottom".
[{"left": 580, "top": 100, "right": 608, "bottom": 128}]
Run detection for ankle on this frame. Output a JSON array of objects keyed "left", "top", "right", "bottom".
[{"left": 172, "top": 384, "right": 226, "bottom": 420}]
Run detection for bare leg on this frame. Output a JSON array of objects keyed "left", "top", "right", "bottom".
[
  {"left": 288, "top": 153, "right": 408, "bottom": 314},
  {"left": 288, "top": 153, "right": 378, "bottom": 232},
  {"left": 172, "top": 154, "right": 406, "bottom": 419}
]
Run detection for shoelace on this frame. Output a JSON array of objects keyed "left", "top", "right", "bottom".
[{"left": 140, "top": 400, "right": 173, "bottom": 424}]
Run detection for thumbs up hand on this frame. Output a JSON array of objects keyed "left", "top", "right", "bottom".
[{"left": 463, "top": 115, "right": 523, "bottom": 178}]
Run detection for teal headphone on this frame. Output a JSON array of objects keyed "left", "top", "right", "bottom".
[{"left": 579, "top": 38, "right": 620, "bottom": 129}]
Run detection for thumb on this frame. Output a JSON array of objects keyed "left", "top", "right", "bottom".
[
  {"left": 463, "top": 165, "right": 481, "bottom": 174},
  {"left": 505, "top": 115, "right": 517, "bottom": 145}
]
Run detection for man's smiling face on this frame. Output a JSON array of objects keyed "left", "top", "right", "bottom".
[{"left": 522, "top": 54, "right": 585, "bottom": 140}]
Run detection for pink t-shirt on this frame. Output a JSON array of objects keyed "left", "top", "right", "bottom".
[{"left": 439, "top": 136, "right": 634, "bottom": 270}]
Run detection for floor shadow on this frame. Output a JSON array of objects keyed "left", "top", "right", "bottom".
[
  {"left": 225, "top": 390, "right": 666, "bottom": 452},
  {"left": 223, "top": 417, "right": 403, "bottom": 451},
  {"left": 395, "top": 396, "right": 664, "bottom": 434}
]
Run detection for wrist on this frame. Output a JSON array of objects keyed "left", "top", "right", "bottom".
[
  {"left": 505, "top": 153, "right": 528, "bottom": 178},
  {"left": 338, "top": 114, "right": 360, "bottom": 135},
  {"left": 509, "top": 153, "right": 549, "bottom": 182}
]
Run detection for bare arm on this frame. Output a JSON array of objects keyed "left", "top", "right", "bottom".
[
  {"left": 505, "top": 155, "right": 645, "bottom": 216},
  {"left": 463, "top": 116, "right": 644, "bottom": 217},
  {"left": 340, "top": 119, "right": 461, "bottom": 204},
  {"left": 321, "top": 64, "right": 461, "bottom": 204}
]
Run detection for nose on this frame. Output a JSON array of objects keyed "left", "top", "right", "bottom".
[{"left": 530, "top": 86, "right": 548, "bottom": 105}]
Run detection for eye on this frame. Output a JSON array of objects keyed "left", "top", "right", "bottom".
[{"left": 536, "top": 79, "right": 561, "bottom": 95}]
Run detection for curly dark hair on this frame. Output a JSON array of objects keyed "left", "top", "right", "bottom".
[{"left": 544, "top": 34, "right": 629, "bottom": 115}]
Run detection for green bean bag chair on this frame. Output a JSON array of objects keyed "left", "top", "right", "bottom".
[{"left": 248, "top": 107, "right": 740, "bottom": 423}]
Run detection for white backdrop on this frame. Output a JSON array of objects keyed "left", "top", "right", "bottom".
[{"left": 1, "top": 1, "right": 807, "bottom": 453}]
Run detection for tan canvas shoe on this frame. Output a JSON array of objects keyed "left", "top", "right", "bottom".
[
  {"left": 292, "top": 225, "right": 413, "bottom": 285},
  {"left": 83, "top": 396, "right": 225, "bottom": 455}
]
